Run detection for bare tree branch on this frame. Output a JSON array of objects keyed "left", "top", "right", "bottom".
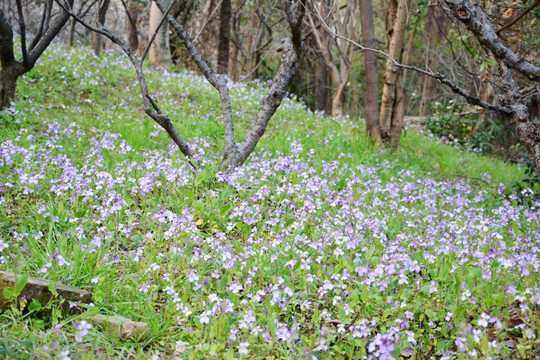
[
  {"left": 445, "top": 0, "right": 540, "bottom": 82},
  {"left": 154, "top": 0, "right": 238, "bottom": 165}
]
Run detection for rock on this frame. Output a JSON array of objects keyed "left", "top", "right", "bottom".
[
  {"left": 173, "top": 340, "right": 190, "bottom": 358},
  {"left": 0, "top": 271, "right": 92, "bottom": 314},
  {"left": 90, "top": 314, "right": 149, "bottom": 341},
  {"left": 400, "top": 344, "right": 417, "bottom": 358},
  {"left": 499, "top": 340, "right": 516, "bottom": 349}
]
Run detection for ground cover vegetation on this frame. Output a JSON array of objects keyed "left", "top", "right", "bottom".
[{"left": 0, "top": 45, "right": 539, "bottom": 359}]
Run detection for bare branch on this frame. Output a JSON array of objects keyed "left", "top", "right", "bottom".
[
  {"left": 154, "top": 0, "right": 238, "bottom": 163},
  {"left": 28, "top": 0, "right": 52, "bottom": 52},
  {"left": 445, "top": 0, "right": 540, "bottom": 82},
  {"left": 28, "top": 0, "right": 73, "bottom": 67}
]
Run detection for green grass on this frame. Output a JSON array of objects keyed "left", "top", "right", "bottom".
[{"left": 0, "top": 46, "right": 538, "bottom": 360}]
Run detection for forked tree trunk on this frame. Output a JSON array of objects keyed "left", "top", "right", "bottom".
[
  {"left": 379, "top": 0, "right": 408, "bottom": 147},
  {"left": 359, "top": 0, "right": 380, "bottom": 138},
  {"left": 148, "top": 0, "right": 172, "bottom": 68},
  {"left": 217, "top": 0, "right": 231, "bottom": 74}
]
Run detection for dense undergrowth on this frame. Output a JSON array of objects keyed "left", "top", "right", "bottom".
[{"left": 0, "top": 46, "right": 538, "bottom": 359}]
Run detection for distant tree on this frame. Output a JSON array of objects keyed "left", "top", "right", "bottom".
[
  {"left": 217, "top": 0, "right": 232, "bottom": 74},
  {"left": 90, "top": 0, "right": 111, "bottom": 55},
  {"left": 306, "top": 1, "right": 356, "bottom": 118},
  {"left": 148, "top": 0, "right": 172, "bottom": 67},
  {"left": 359, "top": 0, "right": 379, "bottom": 138},
  {"left": 0, "top": 0, "right": 73, "bottom": 111},
  {"left": 317, "top": 0, "right": 540, "bottom": 176}
]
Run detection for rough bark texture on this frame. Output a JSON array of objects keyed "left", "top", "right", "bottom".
[
  {"left": 91, "top": 0, "right": 111, "bottom": 55},
  {"left": 359, "top": 0, "right": 380, "bottom": 138},
  {"left": 217, "top": 0, "right": 232, "bottom": 74},
  {"left": 148, "top": 0, "right": 172, "bottom": 68},
  {"left": 379, "top": 0, "right": 408, "bottom": 147},
  {"left": 0, "top": 68, "right": 19, "bottom": 110}
]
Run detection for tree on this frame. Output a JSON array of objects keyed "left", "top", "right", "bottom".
[
  {"left": 317, "top": 0, "right": 540, "bottom": 176},
  {"left": 148, "top": 0, "right": 172, "bottom": 68},
  {"left": 379, "top": 0, "right": 408, "bottom": 147},
  {"left": 306, "top": 1, "right": 356, "bottom": 118},
  {"left": 0, "top": 0, "right": 73, "bottom": 111},
  {"left": 90, "top": 0, "right": 111, "bottom": 55},
  {"left": 359, "top": 0, "right": 379, "bottom": 138},
  {"left": 217, "top": 0, "right": 232, "bottom": 74},
  {"left": 58, "top": 0, "right": 305, "bottom": 170}
]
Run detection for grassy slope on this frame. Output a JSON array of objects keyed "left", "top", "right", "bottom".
[{"left": 0, "top": 46, "right": 537, "bottom": 360}]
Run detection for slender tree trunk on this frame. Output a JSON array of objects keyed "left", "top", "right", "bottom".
[
  {"left": 359, "top": 0, "right": 380, "bottom": 138},
  {"left": 217, "top": 0, "right": 231, "bottom": 74},
  {"left": 148, "top": 0, "right": 172, "bottom": 68},
  {"left": 331, "top": 72, "right": 349, "bottom": 118},
  {"left": 315, "top": 57, "right": 329, "bottom": 112},
  {"left": 379, "top": 0, "right": 408, "bottom": 147},
  {"left": 67, "top": 18, "right": 76, "bottom": 47},
  {"left": 126, "top": 7, "right": 139, "bottom": 52},
  {"left": 91, "top": 0, "right": 111, "bottom": 55}
]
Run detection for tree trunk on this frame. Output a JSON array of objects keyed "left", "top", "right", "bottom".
[
  {"left": 0, "top": 68, "right": 18, "bottom": 110},
  {"left": 315, "top": 57, "right": 329, "bottom": 112},
  {"left": 126, "top": 8, "right": 139, "bottom": 52},
  {"left": 67, "top": 18, "right": 76, "bottom": 47},
  {"left": 148, "top": 0, "right": 172, "bottom": 68},
  {"left": 91, "top": 0, "right": 111, "bottom": 56},
  {"left": 331, "top": 74, "right": 349, "bottom": 118},
  {"left": 359, "top": 0, "right": 380, "bottom": 138},
  {"left": 379, "top": 0, "right": 408, "bottom": 147},
  {"left": 217, "top": 0, "right": 231, "bottom": 74}
]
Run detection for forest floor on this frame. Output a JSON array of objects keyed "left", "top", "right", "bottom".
[{"left": 0, "top": 46, "right": 538, "bottom": 359}]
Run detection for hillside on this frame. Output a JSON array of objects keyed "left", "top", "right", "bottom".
[{"left": 0, "top": 46, "right": 538, "bottom": 359}]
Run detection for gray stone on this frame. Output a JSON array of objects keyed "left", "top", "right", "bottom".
[
  {"left": 400, "top": 344, "right": 417, "bottom": 358},
  {"left": 90, "top": 314, "right": 149, "bottom": 341}
]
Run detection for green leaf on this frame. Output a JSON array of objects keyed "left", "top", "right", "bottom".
[
  {"left": 28, "top": 299, "right": 42, "bottom": 312},
  {"left": 3, "top": 287, "right": 14, "bottom": 300},
  {"left": 454, "top": 306, "right": 466, "bottom": 324},
  {"left": 15, "top": 274, "right": 28, "bottom": 296}
]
